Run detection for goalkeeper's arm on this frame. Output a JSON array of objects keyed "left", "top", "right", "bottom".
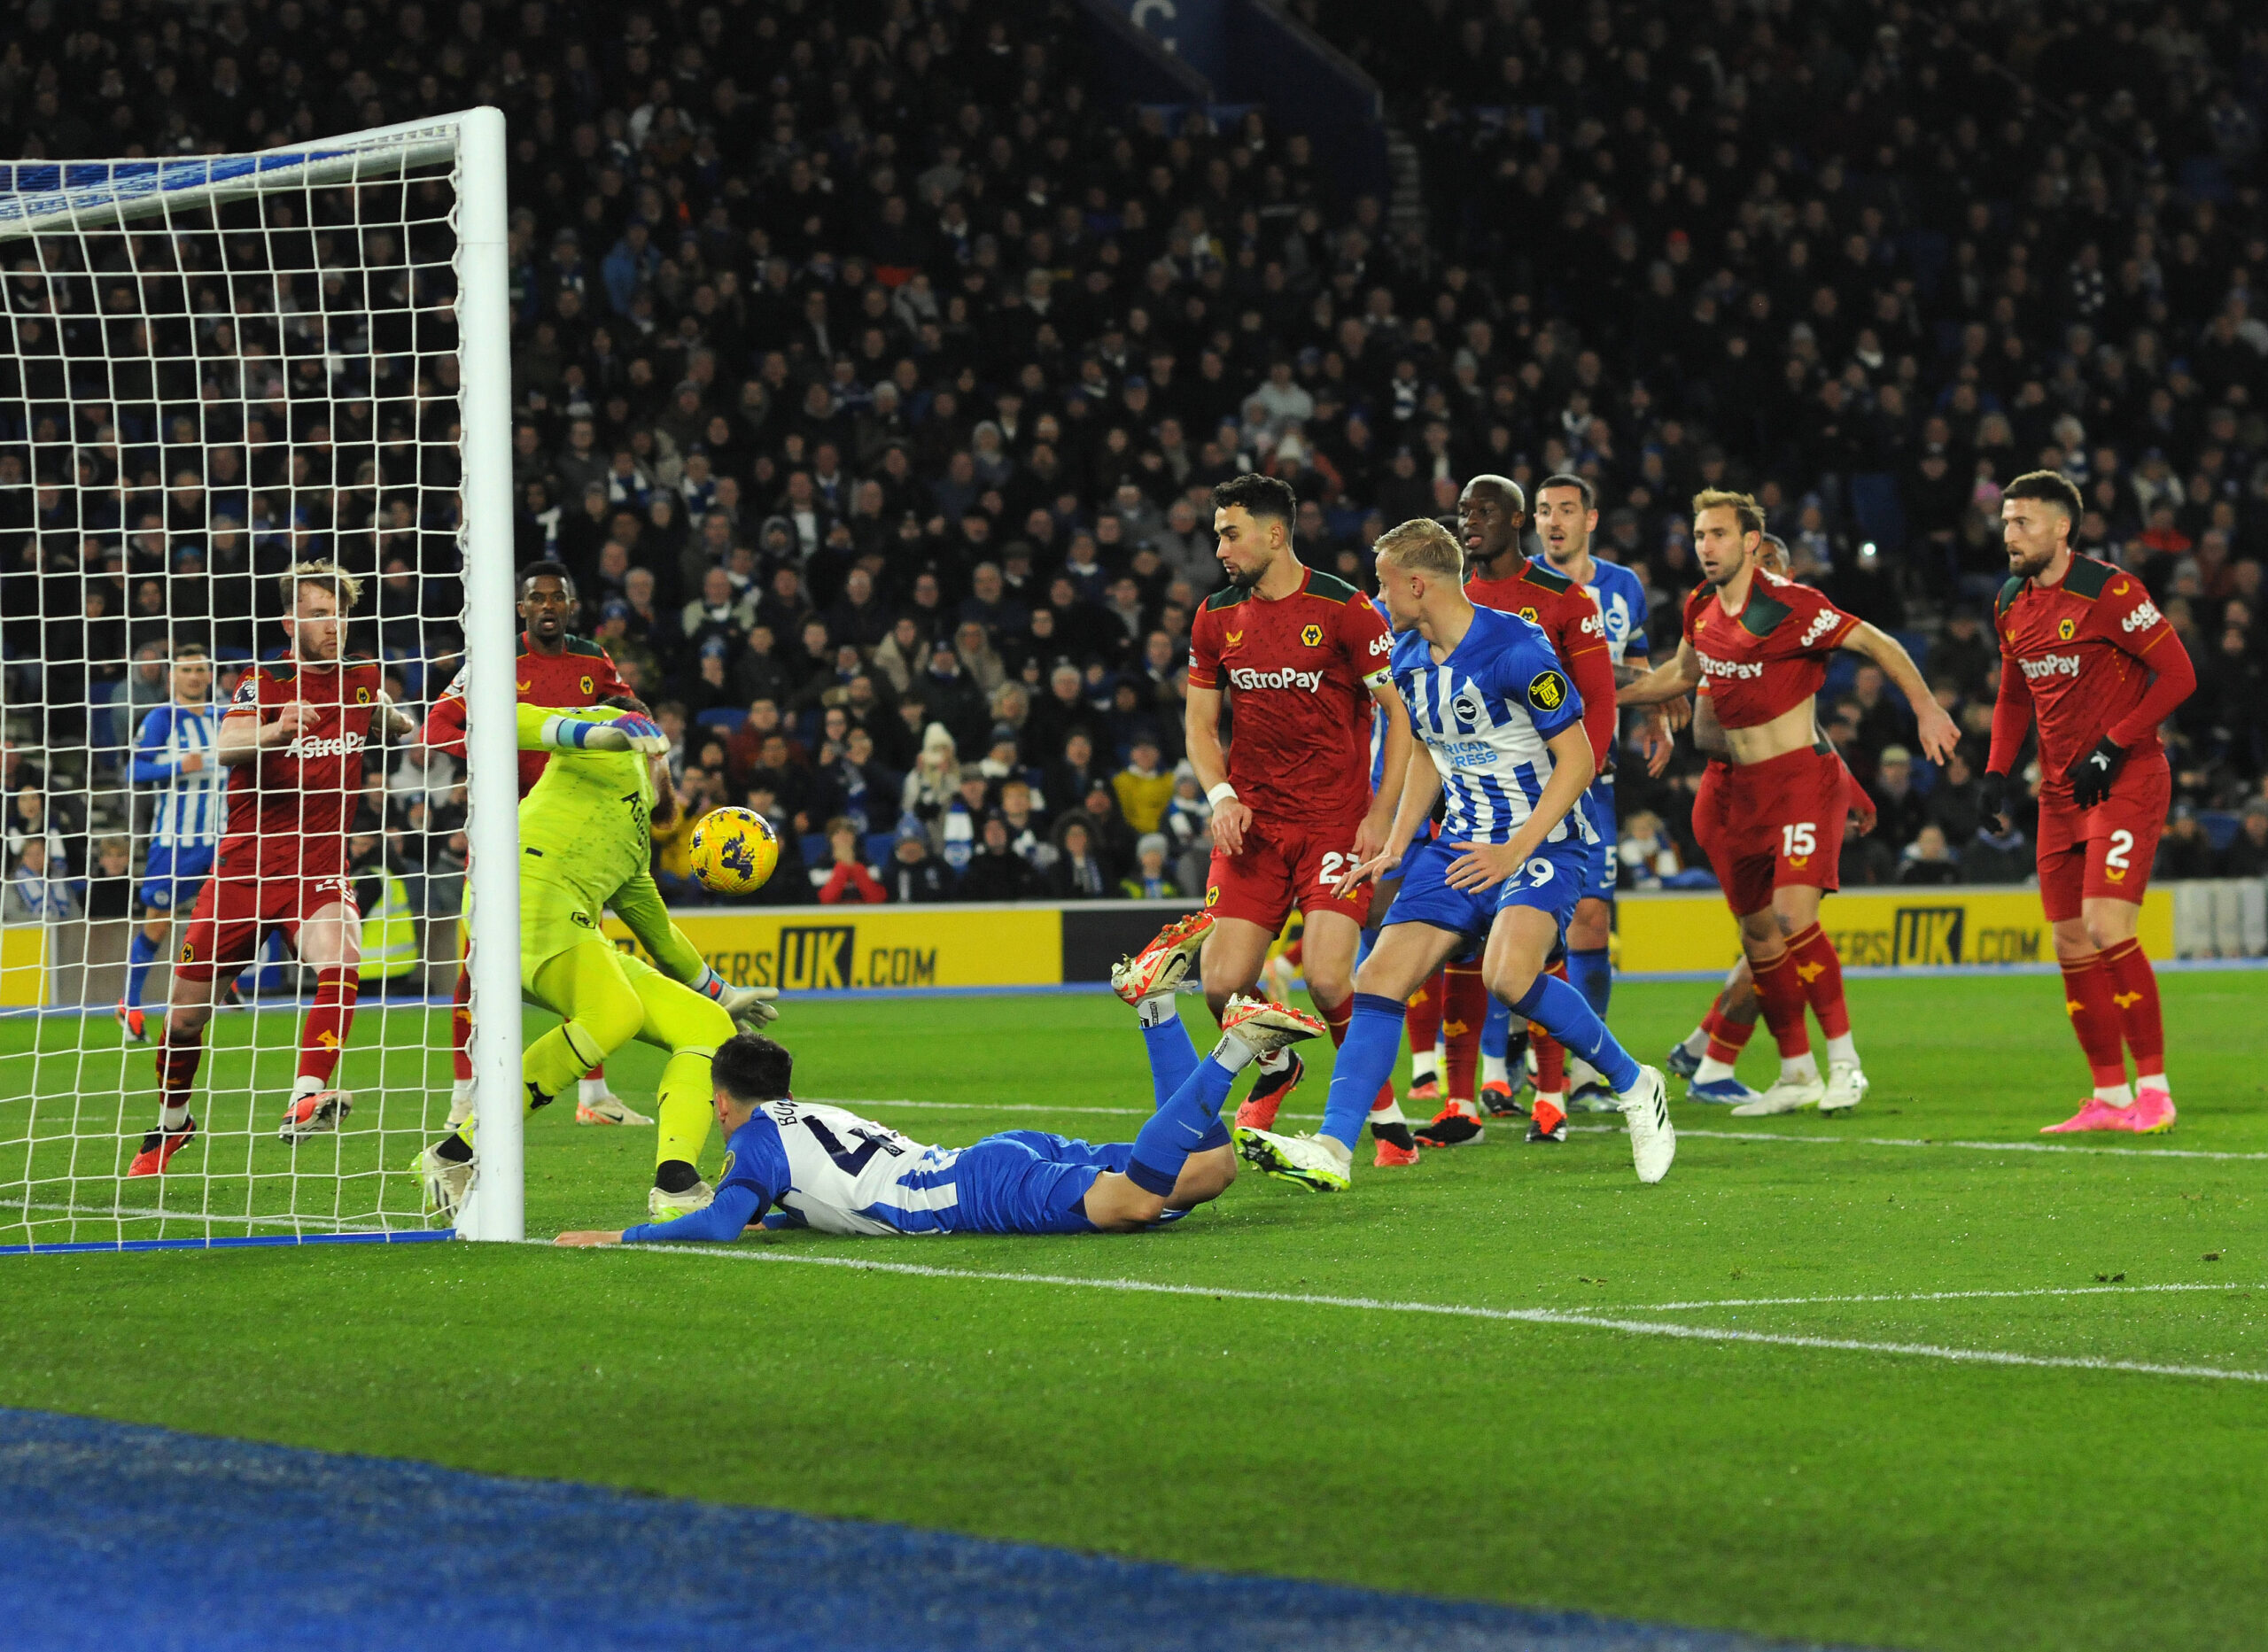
[
  {"left": 517, "top": 703, "right": 668, "bottom": 754},
  {"left": 610, "top": 872, "right": 781, "bottom": 1030}
]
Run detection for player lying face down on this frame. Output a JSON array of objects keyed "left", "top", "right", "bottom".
[{"left": 552, "top": 915, "right": 1324, "bottom": 1243}]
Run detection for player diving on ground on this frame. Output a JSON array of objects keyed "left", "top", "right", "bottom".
[
  {"left": 414, "top": 698, "right": 778, "bottom": 1222},
  {"left": 1233, "top": 516, "right": 1675, "bottom": 1192},
  {"left": 553, "top": 913, "right": 1319, "bottom": 1244}
]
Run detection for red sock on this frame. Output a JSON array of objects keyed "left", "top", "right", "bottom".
[
  {"left": 586, "top": 1061, "right": 606, "bottom": 1084},
  {"left": 1404, "top": 968, "right": 1444, "bottom": 1066},
  {"left": 2057, "top": 951, "right": 2129, "bottom": 1088},
  {"left": 1701, "top": 1001, "right": 1757, "bottom": 1064},
  {"left": 1784, "top": 922, "right": 1850, "bottom": 1039},
  {"left": 450, "top": 966, "right": 473, "bottom": 1082},
  {"left": 1530, "top": 1028, "right": 1565, "bottom": 1093},
  {"left": 157, "top": 1025, "right": 204, "bottom": 1105},
  {"left": 1442, "top": 961, "right": 1487, "bottom": 1101},
  {"left": 297, "top": 966, "right": 360, "bottom": 1088},
  {"left": 2099, "top": 938, "right": 2165, "bottom": 1079},
  {"left": 1751, "top": 950, "right": 1812, "bottom": 1058}
]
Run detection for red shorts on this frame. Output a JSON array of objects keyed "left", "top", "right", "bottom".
[
  {"left": 175, "top": 847, "right": 359, "bottom": 979},
  {"left": 1205, "top": 817, "right": 1370, "bottom": 932},
  {"left": 1695, "top": 746, "right": 1846, "bottom": 917},
  {"left": 2035, "top": 756, "right": 2169, "bottom": 922}
]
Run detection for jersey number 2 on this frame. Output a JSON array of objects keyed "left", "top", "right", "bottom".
[{"left": 2105, "top": 830, "right": 2134, "bottom": 872}]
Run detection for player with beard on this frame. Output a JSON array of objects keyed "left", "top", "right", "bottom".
[
  {"left": 1986, "top": 471, "right": 2196, "bottom": 1134},
  {"left": 1402, "top": 475, "right": 1617, "bottom": 1149},
  {"left": 1619, "top": 492, "right": 1955, "bottom": 1117},
  {"left": 1658, "top": 535, "right": 1876, "bottom": 1105},
  {"left": 128, "top": 562, "right": 418, "bottom": 1175},
  {"left": 1186, "top": 475, "right": 1415, "bottom": 1149}
]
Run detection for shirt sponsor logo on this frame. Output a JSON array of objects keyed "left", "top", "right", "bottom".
[
  {"left": 283, "top": 730, "right": 366, "bottom": 760},
  {"left": 2018, "top": 653, "right": 2082, "bottom": 681},
  {"left": 1580, "top": 611, "right": 1604, "bottom": 637},
  {"left": 1697, "top": 652, "right": 1766, "bottom": 680},
  {"left": 1228, "top": 665, "right": 1324, "bottom": 692},
  {"left": 2121, "top": 600, "right": 2163, "bottom": 633},
  {"left": 1799, "top": 610, "right": 1842, "bottom": 648},
  {"left": 1368, "top": 632, "right": 1391, "bottom": 656}
]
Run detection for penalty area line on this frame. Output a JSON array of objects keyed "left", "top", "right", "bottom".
[{"left": 605, "top": 1245, "right": 2268, "bottom": 1384}]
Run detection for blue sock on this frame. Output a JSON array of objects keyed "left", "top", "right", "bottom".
[
  {"left": 1138, "top": 1006, "right": 1200, "bottom": 1113},
  {"left": 1512, "top": 973, "right": 1639, "bottom": 1094},
  {"left": 1126, "top": 1054, "right": 1239, "bottom": 1196},
  {"left": 1481, "top": 995, "right": 1511, "bottom": 1060},
  {"left": 1568, "top": 946, "right": 1612, "bottom": 1017},
  {"left": 1318, "top": 991, "right": 1407, "bottom": 1152},
  {"left": 125, "top": 930, "right": 158, "bottom": 1007}
]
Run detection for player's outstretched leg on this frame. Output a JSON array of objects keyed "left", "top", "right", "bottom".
[
  {"left": 128, "top": 966, "right": 227, "bottom": 1178},
  {"left": 1113, "top": 910, "right": 1213, "bottom": 1100},
  {"left": 1675, "top": 962, "right": 1766, "bottom": 1106},
  {"left": 619, "top": 955, "right": 738, "bottom": 1218},
  {"left": 1485, "top": 907, "right": 1673, "bottom": 1185}
]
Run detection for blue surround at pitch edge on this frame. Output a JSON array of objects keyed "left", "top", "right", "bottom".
[{"left": 0, "top": 1407, "right": 1852, "bottom": 1651}]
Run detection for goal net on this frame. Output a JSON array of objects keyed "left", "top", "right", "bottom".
[{"left": 0, "top": 110, "right": 524, "bottom": 1252}]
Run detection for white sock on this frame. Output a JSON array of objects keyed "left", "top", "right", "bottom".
[
  {"left": 159, "top": 1101, "right": 190, "bottom": 1132},
  {"left": 291, "top": 1074, "right": 323, "bottom": 1099},
  {"left": 579, "top": 1075, "right": 611, "bottom": 1102},
  {"left": 1410, "top": 1052, "right": 1439, "bottom": 1084},
  {"left": 2136, "top": 1071, "right": 2170, "bottom": 1098},
  {"left": 1446, "top": 1097, "right": 1480, "bottom": 1120},
  {"left": 450, "top": 1077, "right": 474, "bottom": 1105},
  {"left": 1695, "top": 1056, "right": 1737, "bottom": 1085},
  {"left": 1212, "top": 1035, "right": 1260, "bottom": 1074},
  {"left": 1680, "top": 1025, "right": 1710, "bottom": 1058},
  {"left": 1316, "top": 1134, "right": 1355, "bottom": 1165},
  {"left": 1780, "top": 1052, "right": 1821, "bottom": 1083},
  {"left": 1136, "top": 994, "right": 1176, "bottom": 1028},
  {"left": 1482, "top": 1052, "right": 1510, "bottom": 1087},
  {"left": 1257, "top": 1047, "right": 1292, "bottom": 1074},
  {"left": 1368, "top": 1094, "right": 1405, "bottom": 1123},
  {"left": 2093, "top": 1082, "right": 2134, "bottom": 1107},
  {"left": 1534, "top": 1090, "right": 1566, "bottom": 1114},
  {"left": 1824, "top": 1033, "right": 1858, "bottom": 1067}
]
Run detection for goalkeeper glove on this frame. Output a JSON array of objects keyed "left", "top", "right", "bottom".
[
  {"left": 694, "top": 967, "right": 780, "bottom": 1029},
  {"left": 2064, "top": 738, "right": 2125, "bottom": 811},
  {"left": 542, "top": 711, "right": 670, "bottom": 755},
  {"left": 1979, "top": 769, "right": 2010, "bottom": 830}
]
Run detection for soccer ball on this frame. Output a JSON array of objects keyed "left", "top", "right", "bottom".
[{"left": 689, "top": 806, "right": 780, "bottom": 895}]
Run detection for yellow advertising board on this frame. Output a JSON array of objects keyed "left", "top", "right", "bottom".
[
  {"left": 0, "top": 926, "right": 45, "bottom": 1006},
  {"left": 1616, "top": 885, "right": 2175, "bottom": 974},
  {"left": 601, "top": 904, "right": 1064, "bottom": 990}
]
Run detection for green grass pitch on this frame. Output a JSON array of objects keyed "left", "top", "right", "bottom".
[{"left": 2, "top": 972, "right": 2264, "bottom": 1650}]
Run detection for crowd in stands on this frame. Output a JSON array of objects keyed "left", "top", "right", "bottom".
[{"left": 3, "top": 0, "right": 2267, "bottom": 915}]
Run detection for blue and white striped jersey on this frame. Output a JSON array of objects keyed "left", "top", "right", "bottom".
[
  {"left": 720, "top": 1099, "right": 966, "bottom": 1237},
  {"left": 131, "top": 702, "right": 222, "bottom": 850},
  {"left": 1544, "top": 555, "right": 1651, "bottom": 667},
  {"left": 1390, "top": 604, "right": 1596, "bottom": 847}
]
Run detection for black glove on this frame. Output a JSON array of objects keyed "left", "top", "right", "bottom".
[
  {"left": 1979, "top": 770, "right": 2010, "bottom": 829},
  {"left": 2065, "top": 738, "right": 2126, "bottom": 810}
]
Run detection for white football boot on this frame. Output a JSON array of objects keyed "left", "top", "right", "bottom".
[
  {"left": 1730, "top": 1069, "right": 1827, "bottom": 1116},
  {"left": 648, "top": 1180, "right": 715, "bottom": 1222},
  {"left": 1820, "top": 1062, "right": 1870, "bottom": 1114},
  {"left": 1617, "top": 1065, "right": 1676, "bottom": 1184}
]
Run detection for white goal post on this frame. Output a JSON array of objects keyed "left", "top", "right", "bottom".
[{"left": 0, "top": 109, "right": 522, "bottom": 1249}]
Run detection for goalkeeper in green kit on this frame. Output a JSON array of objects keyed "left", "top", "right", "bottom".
[{"left": 415, "top": 700, "right": 777, "bottom": 1223}]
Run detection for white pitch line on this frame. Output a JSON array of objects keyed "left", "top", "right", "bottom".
[
  {"left": 815, "top": 1098, "right": 2268, "bottom": 1163},
  {"left": 1629, "top": 1279, "right": 2263, "bottom": 1312},
  {"left": 606, "top": 1245, "right": 2268, "bottom": 1384}
]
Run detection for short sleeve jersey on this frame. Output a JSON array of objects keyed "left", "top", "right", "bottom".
[
  {"left": 1469, "top": 560, "right": 1614, "bottom": 765},
  {"left": 220, "top": 655, "right": 384, "bottom": 871},
  {"left": 422, "top": 632, "right": 630, "bottom": 796},
  {"left": 1392, "top": 604, "right": 1593, "bottom": 847},
  {"left": 1995, "top": 556, "right": 2179, "bottom": 784},
  {"left": 1682, "top": 573, "right": 1859, "bottom": 729},
  {"left": 1570, "top": 555, "right": 1651, "bottom": 666},
  {"left": 1187, "top": 566, "right": 1394, "bottom": 828},
  {"left": 718, "top": 1100, "right": 959, "bottom": 1237}
]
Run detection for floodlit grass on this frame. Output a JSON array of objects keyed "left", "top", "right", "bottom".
[{"left": 2, "top": 973, "right": 2263, "bottom": 1650}]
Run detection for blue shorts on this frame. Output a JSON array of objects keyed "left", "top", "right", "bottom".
[
  {"left": 1580, "top": 779, "right": 1616, "bottom": 902},
  {"left": 1385, "top": 834, "right": 1589, "bottom": 950},
  {"left": 944, "top": 1130, "right": 1142, "bottom": 1237},
  {"left": 138, "top": 842, "right": 215, "bottom": 912}
]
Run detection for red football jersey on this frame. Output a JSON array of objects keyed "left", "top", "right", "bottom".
[
  {"left": 1989, "top": 555, "right": 2182, "bottom": 792},
  {"left": 1187, "top": 565, "right": 1393, "bottom": 827},
  {"left": 1682, "top": 573, "right": 1859, "bottom": 728},
  {"left": 219, "top": 655, "right": 384, "bottom": 872},
  {"left": 1467, "top": 562, "right": 1616, "bottom": 765},
  {"left": 421, "top": 632, "right": 631, "bottom": 795}
]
